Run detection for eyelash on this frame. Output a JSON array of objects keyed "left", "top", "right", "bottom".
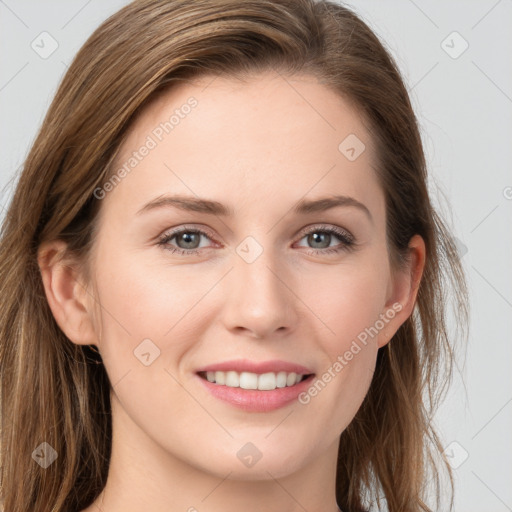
[{"left": 157, "top": 224, "right": 356, "bottom": 257}]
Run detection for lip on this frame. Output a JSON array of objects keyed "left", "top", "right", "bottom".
[
  {"left": 196, "top": 373, "right": 315, "bottom": 412},
  {"left": 195, "top": 359, "right": 315, "bottom": 413},
  {"left": 195, "top": 358, "right": 314, "bottom": 375}
]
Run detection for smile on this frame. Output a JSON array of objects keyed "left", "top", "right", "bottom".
[{"left": 198, "top": 370, "right": 311, "bottom": 391}]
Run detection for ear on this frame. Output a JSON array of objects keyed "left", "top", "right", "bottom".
[
  {"left": 37, "top": 239, "right": 98, "bottom": 346},
  {"left": 377, "top": 234, "right": 426, "bottom": 348}
]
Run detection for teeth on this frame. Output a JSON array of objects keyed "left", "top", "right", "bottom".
[
  {"left": 276, "top": 371, "right": 287, "bottom": 388},
  {"left": 258, "top": 372, "right": 276, "bottom": 390},
  {"left": 202, "top": 370, "right": 307, "bottom": 390},
  {"left": 225, "top": 371, "right": 239, "bottom": 387}
]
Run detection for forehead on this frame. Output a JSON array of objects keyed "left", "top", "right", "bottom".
[{"left": 99, "top": 70, "right": 382, "bottom": 223}]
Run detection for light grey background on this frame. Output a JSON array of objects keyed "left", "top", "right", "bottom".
[{"left": 1, "top": 1, "right": 511, "bottom": 511}]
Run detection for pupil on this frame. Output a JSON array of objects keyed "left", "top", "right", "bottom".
[
  {"left": 178, "top": 232, "right": 199, "bottom": 249},
  {"left": 309, "top": 232, "right": 330, "bottom": 249}
]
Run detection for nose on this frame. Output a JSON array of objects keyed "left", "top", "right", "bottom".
[{"left": 219, "top": 243, "right": 299, "bottom": 340}]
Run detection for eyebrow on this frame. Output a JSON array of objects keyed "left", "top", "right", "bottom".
[{"left": 136, "top": 193, "right": 372, "bottom": 222}]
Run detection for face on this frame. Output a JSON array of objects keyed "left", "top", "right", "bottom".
[{"left": 79, "top": 70, "right": 411, "bottom": 479}]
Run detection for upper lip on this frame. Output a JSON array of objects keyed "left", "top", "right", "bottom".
[{"left": 196, "top": 359, "right": 314, "bottom": 375}]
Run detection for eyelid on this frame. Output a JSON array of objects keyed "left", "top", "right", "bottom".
[
  {"left": 157, "top": 222, "right": 357, "bottom": 255},
  {"left": 160, "top": 223, "right": 353, "bottom": 244},
  {"left": 159, "top": 224, "right": 219, "bottom": 243},
  {"left": 297, "top": 223, "right": 354, "bottom": 243}
]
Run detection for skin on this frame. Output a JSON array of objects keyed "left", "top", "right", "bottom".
[{"left": 38, "top": 70, "right": 425, "bottom": 512}]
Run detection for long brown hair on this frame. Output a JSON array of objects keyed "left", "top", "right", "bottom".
[{"left": 0, "top": 1, "right": 468, "bottom": 510}]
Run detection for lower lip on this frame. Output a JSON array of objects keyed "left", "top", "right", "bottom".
[{"left": 196, "top": 374, "right": 315, "bottom": 412}]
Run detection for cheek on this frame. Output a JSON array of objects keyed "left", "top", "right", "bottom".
[
  {"left": 95, "top": 243, "right": 222, "bottom": 327},
  {"left": 292, "top": 257, "right": 387, "bottom": 425},
  {"left": 297, "top": 258, "right": 389, "bottom": 354},
  {"left": 293, "top": 332, "right": 377, "bottom": 456},
  {"left": 89, "top": 249, "right": 215, "bottom": 380},
  {"left": 88, "top": 256, "right": 200, "bottom": 425}
]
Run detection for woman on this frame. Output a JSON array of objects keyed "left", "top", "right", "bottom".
[{"left": 0, "top": 0, "right": 468, "bottom": 511}]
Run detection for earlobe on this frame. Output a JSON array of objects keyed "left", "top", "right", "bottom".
[
  {"left": 37, "top": 240, "right": 98, "bottom": 346},
  {"left": 378, "top": 234, "right": 426, "bottom": 348}
]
